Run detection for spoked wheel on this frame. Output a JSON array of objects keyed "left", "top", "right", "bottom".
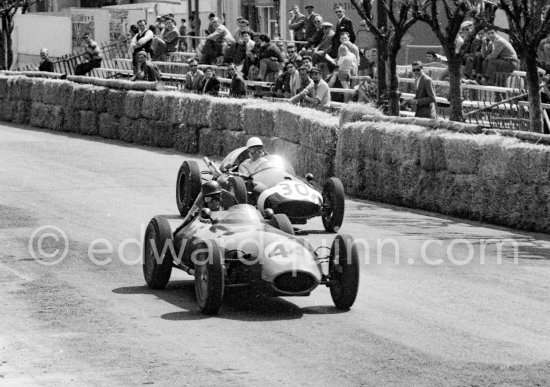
[
  {"left": 176, "top": 160, "right": 202, "bottom": 217},
  {"left": 143, "top": 216, "right": 174, "bottom": 289},
  {"left": 322, "top": 177, "right": 345, "bottom": 232},
  {"left": 268, "top": 213, "right": 295, "bottom": 236},
  {"left": 194, "top": 240, "right": 225, "bottom": 315},
  {"left": 329, "top": 234, "right": 359, "bottom": 310},
  {"left": 227, "top": 176, "right": 248, "bottom": 204}
]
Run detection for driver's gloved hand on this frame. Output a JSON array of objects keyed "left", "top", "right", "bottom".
[{"left": 199, "top": 218, "right": 212, "bottom": 224}]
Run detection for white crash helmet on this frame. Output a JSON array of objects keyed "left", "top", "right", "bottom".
[{"left": 246, "top": 137, "right": 263, "bottom": 148}]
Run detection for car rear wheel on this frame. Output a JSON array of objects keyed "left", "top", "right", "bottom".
[
  {"left": 176, "top": 160, "right": 201, "bottom": 217},
  {"left": 143, "top": 216, "right": 173, "bottom": 289},
  {"left": 194, "top": 240, "right": 225, "bottom": 315},
  {"left": 269, "top": 213, "right": 295, "bottom": 236},
  {"left": 227, "top": 176, "right": 248, "bottom": 204},
  {"left": 329, "top": 234, "right": 359, "bottom": 310},
  {"left": 322, "top": 177, "right": 345, "bottom": 233}
]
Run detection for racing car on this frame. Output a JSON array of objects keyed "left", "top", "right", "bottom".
[
  {"left": 175, "top": 148, "right": 346, "bottom": 232},
  {"left": 143, "top": 202, "right": 360, "bottom": 315}
]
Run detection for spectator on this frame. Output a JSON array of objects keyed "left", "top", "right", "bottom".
[
  {"left": 480, "top": 26, "right": 518, "bottom": 85},
  {"left": 327, "top": 44, "right": 356, "bottom": 89},
  {"left": 184, "top": 59, "right": 205, "bottom": 91},
  {"left": 150, "top": 25, "right": 166, "bottom": 61},
  {"left": 353, "top": 76, "right": 377, "bottom": 103},
  {"left": 290, "top": 67, "right": 331, "bottom": 108},
  {"left": 312, "top": 22, "right": 334, "bottom": 66},
  {"left": 256, "top": 34, "right": 283, "bottom": 81},
  {"left": 201, "top": 17, "right": 235, "bottom": 64},
  {"left": 301, "top": 55, "right": 314, "bottom": 72},
  {"left": 128, "top": 24, "right": 139, "bottom": 39},
  {"left": 455, "top": 20, "right": 473, "bottom": 54},
  {"left": 243, "top": 32, "right": 262, "bottom": 80},
  {"left": 131, "top": 51, "right": 161, "bottom": 82},
  {"left": 37, "top": 48, "right": 54, "bottom": 72},
  {"left": 304, "top": 15, "right": 324, "bottom": 52},
  {"left": 155, "top": 16, "right": 164, "bottom": 33},
  {"left": 228, "top": 64, "right": 247, "bottom": 98},
  {"left": 286, "top": 62, "right": 302, "bottom": 96},
  {"left": 75, "top": 33, "right": 102, "bottom": 76},
  {"left": 179, "top": 18, "right": 187, "bottom": 51},
  {"left": 425, "top": 51, "right": 446, "bottom": 68},
  {"left": 200, "top": 67, "right": 220, "bottom": 96},
  {"left": 297, "top": 65, "right": 313, "bottom": 93},
  {"left": 288, "top": 10, "right": 296, "bottom": 40},
  {"left": 463, "top": 29, "right": 485, "bottom": 80},
  {"left": 225, "top": 29, "right": 255, "bottom": 69},
  {"left": 131, "top": 20, "right": 154, "bottom": 67},
  {"left": 337, "top": 31, "right": 360, "bottom": 71},
  {"left": 234, "top": 18, "right": 254, "bottom": 42},
  {"left": 161, "top": 18, "right": 180, "bottom": 58},
  {"left": 285, "top": 43, "right": 302, "bottom": 68},
  {"left": 189, "top": 12, "right": 201, "bottom": 49},
  {"left": 277, "top": 41, "right": 288, "bottom": 62},
  {"left": 207, "top": 13, "right": 217, "bottom": 35},
  {"left": 289, "top": 5, "right": 306, "bottom": 43},
  {"left": 333, "top": 6, "right": 356, "bottom": 54},
  {"left": 304, "top": 5, "right": 319, "bottom": 41},
  {"left": 410, "top": 61, "right": 437, "bottom": 118}
]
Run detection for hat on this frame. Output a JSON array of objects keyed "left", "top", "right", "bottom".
[
  {"left": 460, "top": 20, "right": 473, "bottom": 30},
  {"left": 309, "top": 67, "right": 322, "bottom": 74},
  {"left": 305, "top": 5, "right": 314, "bottom": 9},
  {"left": 321, "top": 22, "right": 333, "bottom": 28}
]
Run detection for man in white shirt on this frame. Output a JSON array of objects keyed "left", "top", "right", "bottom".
[
  {"left": 290, "top": 67, "right": 331, "bottom": 108},
  {"left": 238, "top": 137, "right": 268, "bottom": 176}
]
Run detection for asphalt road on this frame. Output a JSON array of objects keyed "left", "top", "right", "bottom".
[{"left": 1, "top": 123, "right": 549, "bottom": 386}]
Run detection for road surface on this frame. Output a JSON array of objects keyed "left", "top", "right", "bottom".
[{"left": 1, "top": 123, "right": 549, "bottom": 386}]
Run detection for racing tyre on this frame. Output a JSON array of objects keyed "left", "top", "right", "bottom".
[
  {"left": 269, "top": 213, "right": 295, "bottom": 236},
  {"left": 176, "top": 160, "right": 202, "bottom": 216},
  {"left": 143, "top": 216, "right": 174, "bottom": 290},
  {"left": 329, "top": 234, "right": 359, "bottom": 310},
  {"left": 322, "top": 177, "right": 345, "bottom": 233},
  {"left": 194, "top": 240, "right": 225, "bottom": 315},
  {"left": 227, "top": 176, "right": 248, "bottom": 204}
]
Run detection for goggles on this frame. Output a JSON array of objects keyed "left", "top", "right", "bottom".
[{"left": 204, "top": 195, "right": 221, "bottom": 203}]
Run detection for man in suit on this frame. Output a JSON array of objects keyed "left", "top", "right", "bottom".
[
  {"left": 200, "top": 67, "right": 220, "bottom": 96},
  {"left": 304, "top": 5, "right": 319, "bottom": 41},
  {"left": 411, "top": 61, "right": 437, "bottom": 119},
  {"left": 37, "top": 48, "right": 54, "bottom": 72},
  {"left": 332, "top": 6, "right": 356, "bottom": 56},
  {"left": 228, "top": 64, "right": 246, "bottom": 98},
  {"left": 289, "top": 5, "right": 306, "bottom": 43},
  {"left": 312, "top": 22, "right": 334, "bottom": 65},
  {"left": 184, "top": 59, "right": 205, "bottom": 91}
]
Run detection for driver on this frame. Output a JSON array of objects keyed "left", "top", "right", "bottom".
[
  {"left": 201, "top": 180, "right": 223, "bottom": 211},
  {"left": 238, "top": 137, "right": 268, "bottom": 176}
]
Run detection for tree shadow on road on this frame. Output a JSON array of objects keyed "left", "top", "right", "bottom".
[{"left": 112, "top": 281, "right": 308, "bottom": 321}]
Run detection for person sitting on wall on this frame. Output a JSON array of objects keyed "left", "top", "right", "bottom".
[
  {"left": 36, "top": 48, "right": 54, "bottom": 72},
  {"left": 184, "top": 59, "right": 205, "bottom": 91},
  {"left": 201, "top": 17, "right": 235, "bottom": 65},
  {"left": 131, "top": 51, "right": 161, "bottom": 82},
  {"left": 200, "top": 67, "right": 220, "bottom": 96},
  {"left": 131, "top": 20, "right": 154, "bottom": 68},
  {"left": 161, "top": 17, "right": 180, "bottom": 59},
  {"left": 228, "top": 63, "right": 247, "bottom": 98},
  {"left": 254, "top": 34, "right": 283, "bottom": 82},
  {"left": 74, "top": 33, "right": 103, "bottom": 76},
  {"left": 289, "top": 66, "right": 331, "bottom": 108},
  {"left": 479, "top": 26, "right": 518, "bottom": 86}
]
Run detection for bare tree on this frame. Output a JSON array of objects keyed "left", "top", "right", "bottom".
[
  {"left": 351, "top": 0, "right": 421, "bottom": 115},
  {"left": 412, "top": 0, "right": 481, "bottom": 122},
  {"left": 498, "top": 0, "right": 550, "bottom": 133},
  {"left": 0, "top": 0, "right": 37, "bottom": 70}
]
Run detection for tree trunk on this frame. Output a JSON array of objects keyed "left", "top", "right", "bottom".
[
  {"left": 524, "top": 51, "right": 544, "bottom": 133},
  {"left": 446, "top": 53, "right": 463, "bottom": 122},
  {"left": 387, "top": 48, "right": 400, "bottom": 116},
  {"left": 1, "top": 14, "right": 14, "bottom": 70}
]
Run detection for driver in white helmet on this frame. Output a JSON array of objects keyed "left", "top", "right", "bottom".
[{"left": 238, "top": 137, "right": 268, "bottom": 176}]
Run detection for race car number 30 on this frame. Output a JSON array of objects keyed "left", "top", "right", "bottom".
[{"left": 277, "top": 181, "right": 321, "bottom": 203}]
